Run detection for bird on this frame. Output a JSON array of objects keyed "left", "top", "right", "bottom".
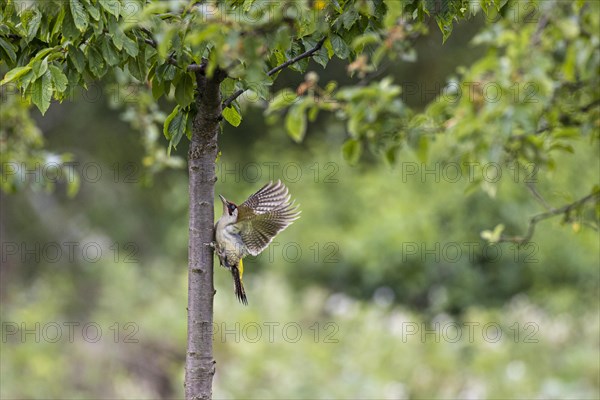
[{"left": 213, "top": 180, "right": 300, "bottom": 305}]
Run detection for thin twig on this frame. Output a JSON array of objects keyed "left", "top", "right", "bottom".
[
  {"left": 221, "top": 37, "right": 327, "bottom": 109},
  {"left": 526, "top": 182, "right": 554, "bottom": 211},
  {"left": 267, "top": 37, "right": 326, "bottom": 77},
  {"left": 222, "top": 89, "right": 245, "bottom": 110},
  {"left": 498, "top": 191, "right": 600, "bottom": 244},
  {"left": 140, "top": 27, "right": 157, "bottom": 47}
]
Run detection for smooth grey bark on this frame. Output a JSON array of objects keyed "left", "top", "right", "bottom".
[{"left": 185, "top": 69, "right": 226, "bottom": 400}]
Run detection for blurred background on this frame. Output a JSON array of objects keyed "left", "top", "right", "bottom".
[{"left": 2, "top": 12, "right": 599, "bottom": 400}]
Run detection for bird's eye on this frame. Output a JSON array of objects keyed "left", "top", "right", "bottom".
[{"left": 228, "top": 204, "right": 237, "bottom": 215}]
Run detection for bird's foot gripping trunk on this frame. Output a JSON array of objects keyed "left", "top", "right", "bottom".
[{"left": 231, "top": 264, "right": 248, "bottom": 305}]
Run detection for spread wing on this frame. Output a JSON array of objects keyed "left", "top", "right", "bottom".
[{"left": 236, "top": 180, "right": 301, "bottom": 256}]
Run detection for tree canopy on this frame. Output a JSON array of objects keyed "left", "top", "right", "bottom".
[{"left": 2, "top": 0, "right": 598, "bottom": 239}]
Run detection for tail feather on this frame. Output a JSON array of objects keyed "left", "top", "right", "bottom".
[{"left": 231, "top": 265, "right": 248, "bottom": 305}]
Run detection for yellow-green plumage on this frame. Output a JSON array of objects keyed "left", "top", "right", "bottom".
[{"left": 214, "top": 180, "right": 300, "bottom": 304}]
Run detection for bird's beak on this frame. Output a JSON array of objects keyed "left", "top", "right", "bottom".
[{"left": 219, "top": 194, "right": 228, "bottom": 214}]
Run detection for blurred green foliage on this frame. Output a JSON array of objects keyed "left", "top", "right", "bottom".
[
  {"left": 1, "top": 0, "right": 599, "bottom": 399},
  {"left": 2, "top": 97, "right": 598, "bottom": 397}
]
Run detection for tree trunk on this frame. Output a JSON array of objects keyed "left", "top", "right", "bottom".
[{"left": 185, "top": 69, "right": 225, "bottom": 400}]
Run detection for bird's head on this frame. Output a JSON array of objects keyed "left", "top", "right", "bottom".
[{"left": 219, "top": 194, "right": 238, "bottom": 220}]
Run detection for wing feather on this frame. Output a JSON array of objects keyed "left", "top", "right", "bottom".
[{"left": 236, "top": 180, "right": 301, "bottom": 256}]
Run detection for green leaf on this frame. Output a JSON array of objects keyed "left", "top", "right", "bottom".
[
  {"left": 21, "top": 8, "right": 42, "bottom": 41},
  {"left": 342, "top": 139, "right": 362, "bottom": 165},
  {"left": 250, "top": 81, "right": 271, "bottom": 101},
  {"left": 267, "top": 89, "right": 298, "bottom": 114},
  {"left": 101, "top": 37, "right": 120, "bottom": 66},
  {"left": 155, "top": 63, "right": 176, "bottom": 83},
  {"left": 352, "top": 33, "right": 381, "bottom": 51},
  {"left": 32, "top": 48, "right": 55, "bottom": 63},
  {"left": 480, "top": 224, "right": 505, "bottom": 243},
  {"left": 62, "top": 7, "right": 80, "bottom": 40},
  {"left": 341, "top": 9, "right": 359, "bottom": 29},
  {"left": 69, "top": 0, "right": 89, "bottom": 32},
  {"left": 1, "top": 66, "right": 32, "bottom": 85},
  {"left": 308, "top": 105, "right": 319, "bottom": 122},
  {"left": 175, "top": 73, "right": 194, "bottom": 107},
  {"left": 66, "top": 68, "right": 81, "bottom": 92},
  {"left": 157, "top": 27, "right": 177, "bottom": 59},
  {"left": 122, "top": 35, "right": 139, "bottom": 57},
  {"left": 99, "top": 0, "right": 121, "bottom": 18},
  {"left": 324, "top": 37, "right": 335, "bottom": 58},
  {"left": 19, "top": 70, "right": 36, "bottom": 92},
  {"left": 164, "top": 106, "right": 187, "bottom": 156},
  {"left": 85, "top": 1, "right": 101, "bottom": 20},
  {"left": 108, "top": 17, "right": 125, "bottom": 50},
  {"left": 151, "top": 76, "right": 165, "bottom": 100},
  {"left": 371, "top": 46, "right": 386, "bottom": 67},
  {"left": 330, "top": 34, "right": 350, "bottom": 59},
  {"left": 163, "top": 106, "right": 180, "bottom": 140},
  {"left": 49, "top": 65, "right": 68, "bottom": 92},
  {"left": 220, "top": 77, "right": 237, "bottom": 98},
  {"left": 31, "top": 58, "right": 48, "bottom": 79},
  {"left": 31, "top": 71, "right": 53, "bottom": 115},
  {"left": 285, "top": 103, "right": 307, "bottom": 142},
  {"left": 50, "top": 9, "right": 66, "bottom": 39},
  {"left": 273, "top": 49, "right": 286, "bottom": 66},
  {"left": 436, "top": 16, "right": 453, "bottom": 43},
  {"left": 163, "top": 105, "right": 181, "bottom": 140},
  {"left": 553, "top": 127, "right": 580, "bottom": 139},
  {"left": 128, "top": 55, "right": 147, "bottom": 82},
  {"left": 223, "top": 107, "right": 242, "bottom": 127},
  {"left": 312, "top": 46, "right": 330, "bottom": 68},
  {"left": 0, "top": 37, "right": 16, "bottom": 64},
  {"left": 68, "top": 45, "right": 86, "bottom": 73},
  {"left": 87, "top": 46, "right": 106, "bottom": 78},
  {"left": 549, "top": 143, "right": 575, "bottom": 153}
]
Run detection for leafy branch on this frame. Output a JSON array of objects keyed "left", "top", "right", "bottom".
[
  {"left": 221, "top": 37, "right": 327, "bottom": 110},
  {"left": 498, "top": 190, "right": 600, "bottom": 244}
]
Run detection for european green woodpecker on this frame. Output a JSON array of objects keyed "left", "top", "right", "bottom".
[{"left": 213, "top": 180, "right": 300, "bottom": 304}]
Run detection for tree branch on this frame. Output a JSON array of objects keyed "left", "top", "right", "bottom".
[
  {"left": 221, "top": 89, "right": 245, "bottom": 111},
  {"left": 221, "top": 37, "right": 327, "bottom": 110},
  {"left": 267, "top": 37, "right": 326, "bottom": 77},
  {"left": 498, "top": 190, "right": 600, "bottom": 244}
]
